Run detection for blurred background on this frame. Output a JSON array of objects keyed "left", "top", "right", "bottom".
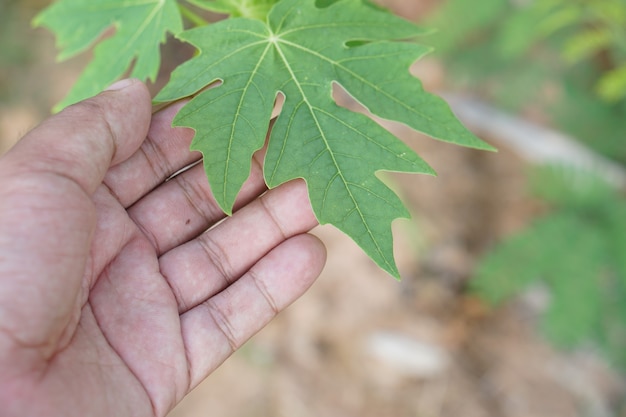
[{"left": 2, "top": 0, "right": 626, "bottom": 416}]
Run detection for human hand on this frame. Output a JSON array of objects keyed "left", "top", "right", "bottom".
[{"left": 0, "top": 79, "right": 326, "bottom": 417}]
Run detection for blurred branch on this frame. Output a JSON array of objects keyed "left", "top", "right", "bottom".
[{"left": 444, "top": 93, "right": 626, "bottom": 189}]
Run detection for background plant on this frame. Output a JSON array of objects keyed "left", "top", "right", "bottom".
[
  {"left": 471, "top": 165, "right": 626, "bottom": 370},
  {"left": 425, "top": 0, "right": 626, "bottom": 164},
  {"left": 425, "top": 0, "right": 626, "bottom": 374}
]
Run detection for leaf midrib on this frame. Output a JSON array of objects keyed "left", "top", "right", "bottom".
[{"left": 269, "top": 34, "right": 392, "bottom": 270}]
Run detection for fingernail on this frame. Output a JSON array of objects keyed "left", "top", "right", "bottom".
[{"left": 105, "top": 78, "right": 135, "bottom": 92}]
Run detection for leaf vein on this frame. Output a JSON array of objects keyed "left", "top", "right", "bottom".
[{"left": 272, "top": 39, "right": 391, "bottom": 269}]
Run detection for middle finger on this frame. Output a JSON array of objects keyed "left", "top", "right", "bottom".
[
  {"left": 126, "top": 150, "right": 267, "bottom": 255},
  {"left": 158, "top": 179, "right": 318, "bottom": 313}
]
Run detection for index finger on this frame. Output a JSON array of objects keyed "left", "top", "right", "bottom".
[{"left": 103, "top": 100, "right": 199, "bottom": 208}]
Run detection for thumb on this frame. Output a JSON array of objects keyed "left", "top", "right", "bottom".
[
  {"left": 0, "top": 79, "right": 152, "bottom": 369},
  {"left": 2, "top": 78, "right": 152, "bottom": 195}
]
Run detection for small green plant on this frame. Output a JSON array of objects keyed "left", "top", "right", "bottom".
[
  {"left": 472, "top": 165, "right": 626, "bottom": 369},
  {"left": 34, "top": 0, "right": 493, "bottom": 278}
]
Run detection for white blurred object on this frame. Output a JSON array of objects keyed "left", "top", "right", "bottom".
[{"left": 365, "top": 331, "right": 450, "bottom": 378}]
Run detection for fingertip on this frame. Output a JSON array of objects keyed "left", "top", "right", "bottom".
[
  {"left": 99, "top": 78, "right": 151, "bottom": 110},
  {"left": 103, "top": 78, "right": 152, "bottom": 113},
  {"left": 104, "top": 78, "right": 140, "bottom": 92},
  {"left": 104, "top": 78, "right": 139, "bottom": 91},
  {"left": 259, "top": 233, "right": 327, "bottom": 310},
  {"left": 298, "top": 233, "right": 327, "bottom": 279}
]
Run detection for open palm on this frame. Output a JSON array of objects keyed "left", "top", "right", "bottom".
[{"left": 0, "top": 80, "right": 325, "bottom": 417}]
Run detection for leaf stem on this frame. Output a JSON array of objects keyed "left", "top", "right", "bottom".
[{"left": 178, "top": 3, "right": 209, "bottom": 27}]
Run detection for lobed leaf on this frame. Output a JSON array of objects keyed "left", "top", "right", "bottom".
[
  {"left": 34, "top": 0, "right": 183, "bottom": 110},
  {"left": 155, "top": 0, "right": 492, "bottom": 277}
]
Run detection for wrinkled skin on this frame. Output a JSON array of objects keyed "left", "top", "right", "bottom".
[{"left": 0, "top": 79, "right": 326, "bottom": 417}]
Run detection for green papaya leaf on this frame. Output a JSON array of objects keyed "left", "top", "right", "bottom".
[
  {"left": 155, "top": 0, "right": 492, "bottom": 278},
  {"left": 34, "top": 0, "right": 183, "bottom": 110}
]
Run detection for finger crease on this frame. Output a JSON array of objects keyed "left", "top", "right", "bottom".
[
  {"left": 249, "top": 269, "right": 279, "bottom": 314},
  {"left": 140, "top": 135, "right": 173, "bottom": 181},
  {"left": 160, "top": 267, "right": 188, "bottom": 314},
  {"left": 134, "top": 218, "right": 163, "bottom": 255},
  {"left": 259, "top": 194, "right": 289, "bottom": 241},
  {"left": 88, "top": 301, "right": 159, "bottom": 416},
  {"left": 181, "top": 337, "right": 194, "bottom": 394},
  {"left": 101, "top": 181, "right": 123, "bottom": 211},
  {"left": 176, "top": 174, "right": 220, "bottom": 225},
  {"left": 205, "top": 300, "right": 238, "bottom": 352},
  {"left": 100, "top": 112, "right": 119, "bottom": 165},
  {"left": 197, "top": 236, "right": 234, "bottom": 288}
]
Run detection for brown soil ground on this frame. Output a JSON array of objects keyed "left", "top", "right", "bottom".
[{"left": 2, "top": 1, "right": 624, "bottom": 416}]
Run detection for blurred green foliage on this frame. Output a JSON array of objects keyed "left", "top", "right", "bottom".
[
  {"left": 471, "top": 166, "right": 626, "bottom": 369},
  {"left": 427, "top": 0, "right": 626, "bottom": 369},
  {"left": 425, "top": 0, "right": 626, "bottom": 164},
  {"left": 0, "top": 0, "right": 35, "bottom": 102}
]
